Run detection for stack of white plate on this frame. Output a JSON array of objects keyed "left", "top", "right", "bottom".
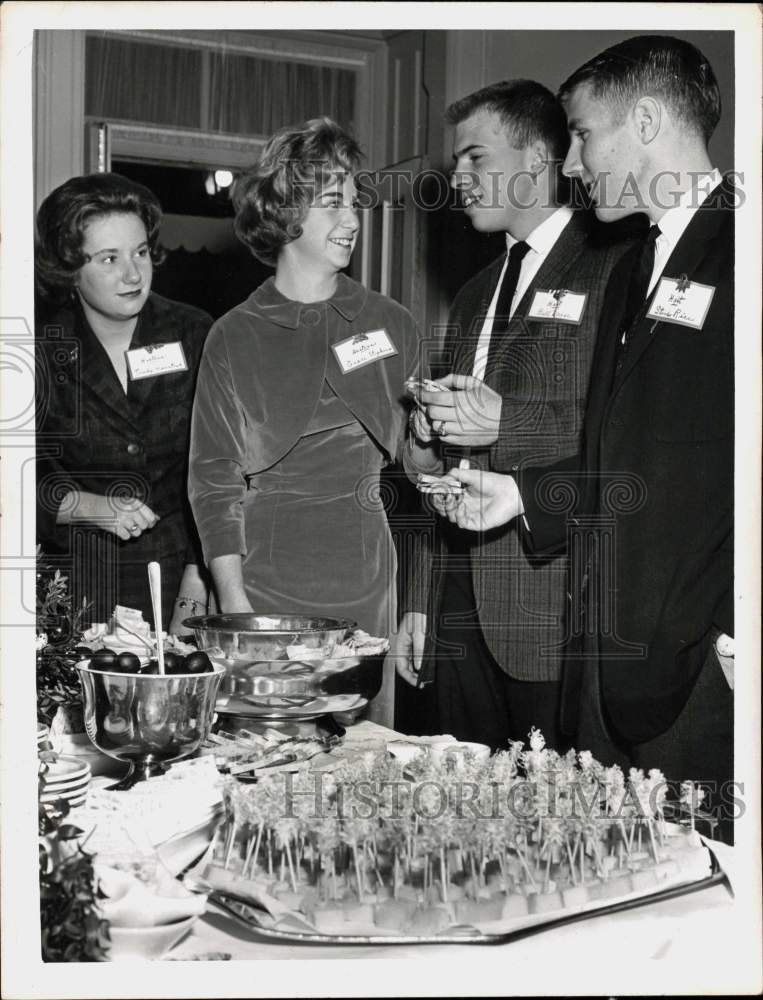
[
  {"left": 37, "top": 723, "right": 50, "bottom": 748},
  {"left": 39, "top": 755, "right": 91, "bottom": 808}
]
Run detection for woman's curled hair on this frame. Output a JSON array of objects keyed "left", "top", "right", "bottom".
[
  {"left": 233, "top": 117, "right": 363, "bottom": 267},
  {"left": 35, "top": 172, "right": 165, "bottom": 302}
]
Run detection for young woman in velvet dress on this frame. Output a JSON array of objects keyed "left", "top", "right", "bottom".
[{"left": 189, "top": 118, "right": 437, "bottom": 638}]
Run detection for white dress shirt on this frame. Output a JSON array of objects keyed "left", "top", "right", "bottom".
[
  {"left": 648, "top": 168, "right": 722, "bottom": 295},
  {"left": 471, "top": 206, "right": 574, "bottom": 381}
]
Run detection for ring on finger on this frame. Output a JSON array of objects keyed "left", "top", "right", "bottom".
[{"left": 129, "top": 523, "right": 140, "bottom": 533}]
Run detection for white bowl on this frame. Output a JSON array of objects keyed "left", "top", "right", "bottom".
[{"left": 105, "top": 915, "right": 198, "bottom": 961}]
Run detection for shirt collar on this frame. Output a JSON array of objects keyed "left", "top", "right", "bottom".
[
  {"left": 655, "top": 168, "right": 722, "bottom": 249},
  {"left": 245, "top": 272, "right": 368, "bottom": 329},
  {"left": 505, "top": 205, "right": 574, "bottom": 257}
]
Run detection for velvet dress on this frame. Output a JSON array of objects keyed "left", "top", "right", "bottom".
[{"left": 189, "top": 274, "right": 426, "bottom": 637}]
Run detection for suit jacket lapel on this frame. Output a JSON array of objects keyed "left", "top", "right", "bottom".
[
  {"left": 613, "top": 180, "right": 729, "bottom": 391},
  {"left": 457, "top": 258, "right": 501, "bottom": 375},
  {"left": 75, "top": 304, "right": 138, "bottom": 426},
  {"left": 125, "top": 300, "right": 163, "bottom": 413},
  {"left": 490, "top": 212, "right": 588, "bottom": 363}
]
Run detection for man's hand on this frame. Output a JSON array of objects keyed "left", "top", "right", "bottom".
[
  {"left": 388, "top": 611, "right": 427, "bottom": 686},
  {"left": 441, "top": 468, "right": 524, "bottom": 531},
  {"left": 418, "top": 373, "right": 502, "bottom": 447}
]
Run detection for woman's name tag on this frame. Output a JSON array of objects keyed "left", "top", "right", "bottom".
[
  {"left": 332, "top": 329, "right": 398, "bottom": 373},
  {"left": 126, "top": 342, "right": 189, "bottom": 380},
  {"left": 527, "top": 289, "right": 587, "bottom": 324},
  {"left": 646, "top": 276, "right": 716, "bottom": 329}
]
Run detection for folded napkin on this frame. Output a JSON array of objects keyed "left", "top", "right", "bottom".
[
  {"left": 96, "top": 864, "right": 207, "bottom": 928},
  {"left": 68, "top": 757, "right": 224, "bottom": 862}
]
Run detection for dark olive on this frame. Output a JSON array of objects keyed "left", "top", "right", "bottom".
[
  {"left": 165, "top": 659, "right": 189, "bottom": 676},
  {"left": 162, "top": 651, "right": 183, "bottom": 673},
  {"left": 89, "top": 650, "right": 118, "bottom": 671},
  {"left": 182, "top": 650, "right": 213, "bottom": 674},
  {"left": 73, "top": 645, "right": 94, "bottom": 658},
  {"left": 115, "top": 651, "right": 141, "bottom": 673}
]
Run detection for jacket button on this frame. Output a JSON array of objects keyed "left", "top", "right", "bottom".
[
  {"left": 126, "top": 443, "right": 141, "bottom": 456},
  {"left": 302, "top": 308, "right": 321, "bottom": 326}
]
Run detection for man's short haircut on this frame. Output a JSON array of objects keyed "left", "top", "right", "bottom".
[
  {"left": 444, "top": 79, "right": 570, "bottom": 163},
  {"left": 233, "top": 117, "right": 362, "bottom": 267},
  {"left": 558, "top": 34, "right": 721, "bottom": 143}
]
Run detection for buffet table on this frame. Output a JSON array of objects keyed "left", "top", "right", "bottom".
[{"left": 45, "top": 718, "right": 762, "bottom": 996}]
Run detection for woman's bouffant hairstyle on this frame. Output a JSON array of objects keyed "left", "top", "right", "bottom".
[
  {"left": 35, "top": 172, "right": 165, "bottom": 302},
  {"left": 233, "top": 117, "right": 363, "bottom": 267}
]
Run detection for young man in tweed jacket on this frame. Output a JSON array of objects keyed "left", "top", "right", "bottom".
[{"left": 394, "top": 79, "right": 634, "bottom": 750}]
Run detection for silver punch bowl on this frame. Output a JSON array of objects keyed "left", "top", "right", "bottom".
[
  {"left": 76, "top": 662, "right": 224, "bottom": 789},
  {"left": 182, "top": 614, "right": 384, "bottom": 715}
]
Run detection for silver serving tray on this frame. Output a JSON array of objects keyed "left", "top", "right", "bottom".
[
  {"left": 202, "top": 850, "right": 727, "bottom": 946},
  {"left": 215, "top": 693, "right": 367, "bottom": 720}
]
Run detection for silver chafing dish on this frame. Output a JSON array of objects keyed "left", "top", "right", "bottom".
[{"left": 182, "top": 614, "right": 385, "bottom": 719}]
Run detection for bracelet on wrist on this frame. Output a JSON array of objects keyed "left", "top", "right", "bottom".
[{"left": 174, "top": 596, "right": 209, "bottom": 613}]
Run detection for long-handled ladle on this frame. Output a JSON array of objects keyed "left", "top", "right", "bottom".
[{"left": 147, "top": 560, "right": 165, "bottom": 674}]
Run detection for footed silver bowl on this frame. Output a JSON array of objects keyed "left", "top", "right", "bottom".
[
  {"left": 182, "top": 614, "right": 355, "bottom": 661},
  {"left": 182, "top": 613, "right": 383, "bottom": 715},
  {"left": 76, "top": 662, "right": 224, "bottom": 789}
]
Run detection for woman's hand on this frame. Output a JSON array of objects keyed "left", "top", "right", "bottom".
[
  {"left": 169, "top": 564, "right": 211, "bottom": 635},
  {"left": 57, "top": 490, "right": 159, "bottom": 541},
  {"left": 409, "top": 405, "right": 437, "bottom": 444}
]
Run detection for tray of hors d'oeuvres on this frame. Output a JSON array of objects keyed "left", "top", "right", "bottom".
[{"left": 184, "top": 731, "right": 727, "bottom": 944}]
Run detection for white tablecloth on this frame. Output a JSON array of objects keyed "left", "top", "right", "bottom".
[{"left": 162, "top": 842, "right": 755, "bottom": 995}]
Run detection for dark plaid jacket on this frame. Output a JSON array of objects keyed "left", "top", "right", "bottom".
[{"left": 36, "top": 292, "right": 212, "bottom": 567}]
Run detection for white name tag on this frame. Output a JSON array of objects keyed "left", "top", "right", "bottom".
[
  {"left": 527, "top": 289, "right": 587, "bottom": 325},
  {"left": 332, "top": 329, "right": 398, "bottom": 374},
  {"left": 646, "top": 276, "right": 716, "bottom": 330},
  {"left": 126, "top": 342, "right": 189, "bottom": 380}
]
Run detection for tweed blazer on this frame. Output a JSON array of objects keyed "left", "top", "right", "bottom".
[
  {"left": 520, "top": 178, "right": 734, "bottom": 741},
  {"left": 414, "top": 210, "right": 632, "bottom": 682}
]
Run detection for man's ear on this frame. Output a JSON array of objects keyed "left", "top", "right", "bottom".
[
  {"left": 527, "top": 140, "right": 550, "bottom": 177},
  {"left": 632, "top": 96, "right": 662, "bottom": 144}
]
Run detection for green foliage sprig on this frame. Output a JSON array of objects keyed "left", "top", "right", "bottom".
[
  {"left": 38, "top": 761, "right": 110, "bottom": 962},
  {"left": 36, "top": 549, "right": 91, "bottom": 725}
]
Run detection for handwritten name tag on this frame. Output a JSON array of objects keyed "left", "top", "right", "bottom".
[
  {"left": 332, "top": 329, "right": 398, "bottom": 374},
  {"left": 126, "top": 342, "right": 189, "bottom": 380},
  {"left": 527, "top": 289, "right": 587, "bottom": 325},
  {"left": 646, "top": 277, "right": 716, "bottom": 330}
]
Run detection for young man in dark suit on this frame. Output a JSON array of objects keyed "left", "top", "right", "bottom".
[
  {"left": 445, "top": 37, "right": 735, "bottom": 835},
  {"left": 394, "top": 80, "right": 631, "bottom": 751}
]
